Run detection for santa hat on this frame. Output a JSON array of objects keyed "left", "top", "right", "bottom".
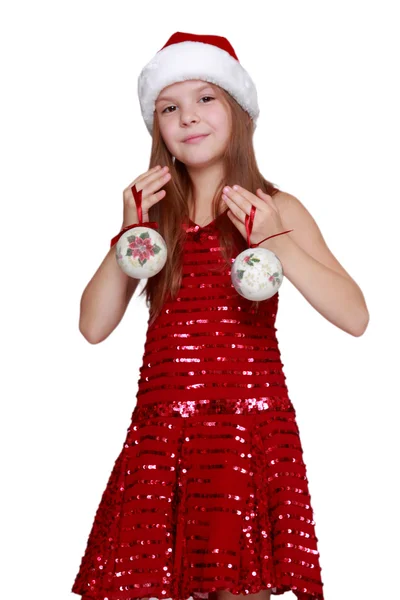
[{"left": 137, "top": 31, "right": 260, "bottom": 135}]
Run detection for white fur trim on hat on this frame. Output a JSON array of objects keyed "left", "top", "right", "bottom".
[{"left": 137, "top": 40, "right": 259, "bottom": 135}]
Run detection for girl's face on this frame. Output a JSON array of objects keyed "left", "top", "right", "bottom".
[{"left": 154, "top": 79, "right": 231, "bottom": 168}]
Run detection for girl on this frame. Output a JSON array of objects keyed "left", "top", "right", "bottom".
[{"left": 72, "top": 31, "right": 369, "bottom": 600}]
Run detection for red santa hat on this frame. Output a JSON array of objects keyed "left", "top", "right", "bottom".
[{"left": 137, "top": 31, "right": 260, "bottom": 135}]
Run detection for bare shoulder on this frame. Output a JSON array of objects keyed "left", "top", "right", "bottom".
[
  {"left": 271, "top": 189, "right": 321, "bottom": 233},
  {"left": 271, "top": 189, "right": 292, "bottom": 214},
  {"left": 271, "top": 190, "right": 356, "bottom": 283}
]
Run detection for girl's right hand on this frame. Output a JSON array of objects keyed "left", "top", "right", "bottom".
[{"left": 122, "top": 165, "right": 171, "bottom": 228}]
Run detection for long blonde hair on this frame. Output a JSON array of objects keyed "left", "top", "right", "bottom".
[{"left": 138, "top": 86, "right": 281, "bottom": 326}]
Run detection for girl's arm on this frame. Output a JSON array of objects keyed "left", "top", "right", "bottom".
[
  {"left": 79, "top": 241, "right": 140, "bottom": 344},
  {"left": 263, "top": 192, "right": 369, "bottom": 337}
]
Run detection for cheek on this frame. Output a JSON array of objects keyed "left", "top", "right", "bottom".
[
  {"left": 211, "top": 109, "right": 230, "bottom": 137},
  {"left": 159, "top": 123, "right": 177, "bottom": 150}
]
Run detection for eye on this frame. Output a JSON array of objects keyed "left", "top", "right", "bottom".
[
  {"left": 161, "top": 96, "right": 215, "bottom": 114},
  {"left": 162, "top": 105, "right": 176, "bottom": 114}
]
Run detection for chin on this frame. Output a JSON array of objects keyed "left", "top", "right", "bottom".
[
  {"left": 182, "top": 155, "right": 222, "bottom": 168},
  {"left": 178, "top": 147, "right": 225, "bottom": 164}
]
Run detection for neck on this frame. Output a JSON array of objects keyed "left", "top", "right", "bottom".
[{"left": 186, "top": 161, "right": 225, "bottom": 220}]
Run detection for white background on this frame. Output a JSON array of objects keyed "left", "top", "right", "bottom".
[{"left": 1, "top": 1, "right": 399, "bottom": 599}]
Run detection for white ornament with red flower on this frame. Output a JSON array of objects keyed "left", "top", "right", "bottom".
[
  {"left": 116, "top": 226, "right": 167, "bottom": 279},
  {"left": 110, "top": 184, "right": 168, "bottom": 279},
  {"left": 231, "top": 246, "right": 283, "bottom": 301},
  {"left": 230, "top": 205, "right": 293, "bottom": 301}
]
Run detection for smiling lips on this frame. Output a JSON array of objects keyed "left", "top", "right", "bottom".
[{"left": 183, "top": 134, "right": 209, "bottom": 143}]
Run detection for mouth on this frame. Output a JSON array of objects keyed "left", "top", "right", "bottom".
[{"left": 183, "top": 134, "right": 209, "bottom": 143}]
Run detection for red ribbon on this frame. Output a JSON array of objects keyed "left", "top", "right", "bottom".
[
  {"left": 110, "top": 185, "right": 159, "bottom": 248},
  {"left": 246, "top": 204, "right": 294, "bottom": 248}
]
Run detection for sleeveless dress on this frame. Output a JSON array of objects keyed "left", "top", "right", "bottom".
[{"left": 71, "top": 214, "right": 325, "bottom": 600}]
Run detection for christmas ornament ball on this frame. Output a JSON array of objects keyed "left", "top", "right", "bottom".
[
  {"left": 116, "top": 226, "right": 167, "bottom": 279},
  {"left": 231, "top": 246, "right": 283, "bottom": 301}
]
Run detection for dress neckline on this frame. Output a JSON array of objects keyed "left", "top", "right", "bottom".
[{"left": 188, "top": 208, "right": 229, "bottom": 230}]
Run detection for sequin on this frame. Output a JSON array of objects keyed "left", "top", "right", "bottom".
[{"left": 72, "top": 220, "right": 324, "bottom": 600}]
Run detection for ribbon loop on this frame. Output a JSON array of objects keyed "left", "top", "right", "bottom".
[
  {"left": 245, "top": 205, "right": 294, "bottom": 249},
  {"left": 110, "top": 184, "right": 159, "bottom": 248}
]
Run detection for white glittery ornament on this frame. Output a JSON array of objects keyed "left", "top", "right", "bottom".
[
  {"left": 231, "top": 246, "right": 283, "bottom": 301},
  {"left": 116, "top": 225, "right": 167, "bottom": 279}
]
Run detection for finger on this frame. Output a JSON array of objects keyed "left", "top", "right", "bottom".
[
  {"left": 256, "top": 189, "right": 278, "bottom": 214},
  {"left": 223, "top": 185, "right": 264, "bottom": 219},
  {"left": 222, "top": 187, "right": 247, "bottom": 221},
  {"left": 132, "top": 169, "right": 169, "bottom": 200},
  {"left": 126, "top": 168, "right": 170, "bottom": 211},
  {"left": 142, "top": 170, "right": 171, "bottom": 200},
  {"left": 256, "top": 188, "right": 273, "bottom": 204},
  {"left": 143, "top": 166, "right": 170, "bottom": 189},
  {"left": 133, "top": 187, "right": 167, "bottom": 218},
  {"left": 133, "top": 168, "right": 164, "bottom": 189},
  {"left": 223, "top": 194, "right": 245, "bottom": 223},
  {"left": 133, "top": 165, "right": 164, "bottom": 186},
  {"left": 232, "top": 185, "right": 266, "bottom": 210},
  {"left": 144, "top": 188, "right": 167, "bottom": 211},
  {"left": 227, "top": 208, "right": 242, "bottom": 224}
]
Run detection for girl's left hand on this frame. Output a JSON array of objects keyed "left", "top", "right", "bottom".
[{"left": 222, "top": 185, "right": 284, "bottom": 246}]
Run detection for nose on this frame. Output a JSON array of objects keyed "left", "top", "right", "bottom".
[{"left": 180, "top": 109, "right": 200, "bottom": 127}]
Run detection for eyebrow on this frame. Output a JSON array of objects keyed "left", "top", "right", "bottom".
[{"left": 156, "top": 84, "right": 216, "bottom": 104}]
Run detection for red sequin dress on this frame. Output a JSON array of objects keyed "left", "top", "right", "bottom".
[{"left": 72, "top": 215, "right": 325, "bottom": 600}]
